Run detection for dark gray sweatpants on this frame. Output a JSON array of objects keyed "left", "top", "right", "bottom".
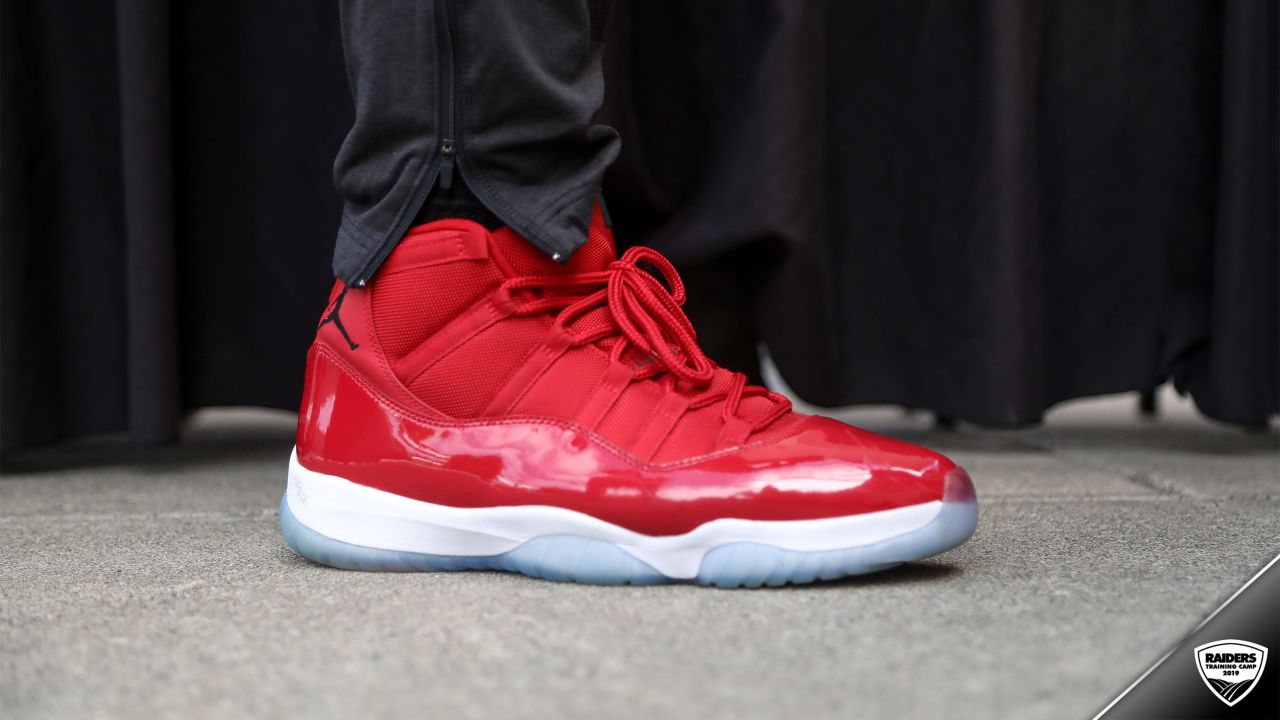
[{"left": 332, "top": 0, "right": 619, "bottom": 285}]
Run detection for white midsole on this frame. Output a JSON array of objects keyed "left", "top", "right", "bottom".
[{"left": 286, "top": 448, "right": 944, "bottom": 579}]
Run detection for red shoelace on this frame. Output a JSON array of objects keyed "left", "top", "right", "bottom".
[{"left": 502, "top": 246, "right": 792, "bottom": 434}]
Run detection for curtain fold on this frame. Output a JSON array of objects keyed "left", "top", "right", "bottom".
[
  {"left": 116, "top": 0, "right": 180, "bottom": 443},
  {"left": 2, "top": 0, "right": 130, "bottom": 450},
  {"left": 1185, "top": 0, "right": 1278, "bottom": 424},
  {"left": 1, "top": 0, "right": 1275, "bottom": 454},
  {"left": 602, "top": 0, "right": 1278, "bottom": 428}
]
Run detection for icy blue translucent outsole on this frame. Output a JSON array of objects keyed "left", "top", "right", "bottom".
[{"left": 280, "top": 494, "right": 977, "bottom": 587}]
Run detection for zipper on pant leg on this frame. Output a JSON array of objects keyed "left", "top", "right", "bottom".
[
  {"left": 353, "top": 0, "right": 567, "bottom": 285},
  {"left": 352, "top": 167, "right": 439, "bottom": 287},
  {"left": 436, "top": 0, "right": 458, "bottom": 192},
  {"left": 439, "top": 138, "right": 455, "bottom": 190},
  {"left": 353, "top": 0, "right": 457, "bottom": 286},
  {"left": 350, "top": 0, "right": 456, "bottom": 286}
]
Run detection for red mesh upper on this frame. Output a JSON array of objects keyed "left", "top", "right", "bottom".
[
  {"left": 371, "top": 224, "right": 502, "bottom": 363},
  {"left": 368, "top": 207, "right": 794, "bottom": 462},
  {"left": 594, "top": 379, "right": 665, "bottom": 450},
  {"left": 512, "top": 345, "right": 611, "bottom": 419},
  {"left": 649, "top": 404, "right": 721, "bottom": 463},
  {"left": 651, "top": 406, "right": 807, "bottom": 464},
  {"left": 408, "top": 316, "right": 551, "bottom": 418}
]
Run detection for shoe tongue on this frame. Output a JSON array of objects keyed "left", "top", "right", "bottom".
[{"left": 489, "top": 204, "right": 616, "bottom": 278}]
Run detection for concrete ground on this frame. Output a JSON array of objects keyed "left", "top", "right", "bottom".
[{"left": 2, "top": 388, "right": 1276, "bottom": 719}]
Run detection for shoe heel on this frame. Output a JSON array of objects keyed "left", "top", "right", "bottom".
[{"left": 279, "top": 493, "right": 462, "bottom": 572}]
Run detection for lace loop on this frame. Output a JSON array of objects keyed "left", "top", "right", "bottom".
[{"left": 605, "top": 247, "right": 714, "bottom": 383}]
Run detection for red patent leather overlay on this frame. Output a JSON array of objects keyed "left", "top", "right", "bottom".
[{"left": 296, "top": 344, "right": 955, "bottom": 536}]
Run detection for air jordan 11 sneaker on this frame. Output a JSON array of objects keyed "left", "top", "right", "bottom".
[{"left": 281, "top": 208, "right": 978, "bottom": 586}]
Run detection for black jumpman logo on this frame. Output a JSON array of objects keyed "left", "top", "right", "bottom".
[{"left": 318, "top": 283, "right": 360, "bottom": 351}]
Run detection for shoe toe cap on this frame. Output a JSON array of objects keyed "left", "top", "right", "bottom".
[{"left": 789, "top": 415, "right": 973, "bottom": 511}]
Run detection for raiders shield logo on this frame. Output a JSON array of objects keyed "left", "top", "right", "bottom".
[{"left": 1194, "top": 639, "right": 1268, "bottom": 707}]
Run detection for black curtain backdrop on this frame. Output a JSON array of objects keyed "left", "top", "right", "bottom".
[{"left": 2, "top": 0, "right": 1276, "bottom": 453}]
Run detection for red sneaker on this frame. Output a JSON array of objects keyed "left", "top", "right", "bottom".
[{"left": 282, "top": 209, "right": 977, "bottom": 586}]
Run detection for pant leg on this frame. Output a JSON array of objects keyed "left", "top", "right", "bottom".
[{"left": 332, "top": 0, "right": 619, "bottom": 285}]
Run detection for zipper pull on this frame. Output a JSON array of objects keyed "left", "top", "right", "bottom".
[{"left": 439, "top": 138, "right": 456, "bottom": 190}]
